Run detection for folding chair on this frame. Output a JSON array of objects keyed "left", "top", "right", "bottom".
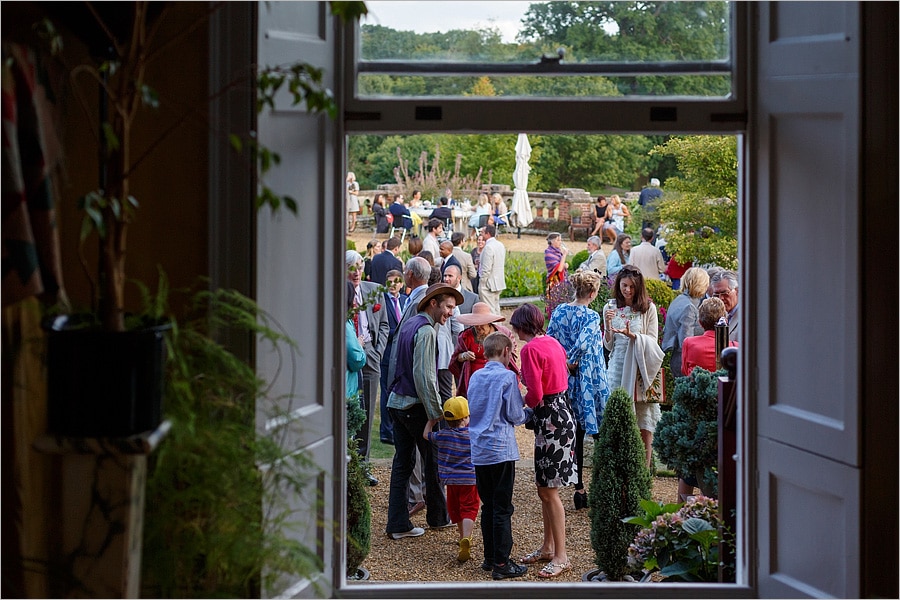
[
  {"left": 494, "top": 210, "right": 513, "bottom": 235},
  {"left": 474, "top": 213, "right": 491, "bottom": 238},
  {"left": 389, "top": 215, "right": 413, "bottom": 242}
]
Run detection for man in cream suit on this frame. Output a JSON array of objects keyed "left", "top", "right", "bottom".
[
  {"left": 450, "top": 232, "right": 477, "bottom": 292},
  {"left": 477, "top": 224, "right": 506, "bottom": 315},
  {"left": 346, "top": 250, "right": 389, "bottom": 485}
]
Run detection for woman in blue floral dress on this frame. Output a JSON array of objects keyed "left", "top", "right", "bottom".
[{"left": 547, "top": 270, "right": 611, "bottom": 510}]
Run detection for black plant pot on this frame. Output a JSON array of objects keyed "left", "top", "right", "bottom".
[{"left": 45, "top": 315, "right": 170, "bottom": 437}]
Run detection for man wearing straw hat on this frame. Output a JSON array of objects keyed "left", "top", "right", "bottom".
[{"left": 385, "top": 283, "right": 463, "bottom": 539}]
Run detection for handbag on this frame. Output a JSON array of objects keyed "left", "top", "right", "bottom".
[
  {"left": 634, "top": 366, "right": 667, "bottom": 404},
  {"left": 386, "top": 213, "right": 394, "bottom": 224}
]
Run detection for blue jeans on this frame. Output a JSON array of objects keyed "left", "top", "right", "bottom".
[
  {"left": 475, "top": 461, "right": 516, "bottom": 565},
  {"left": 386, "top": 404, "right": 448, "bottom": 533}
]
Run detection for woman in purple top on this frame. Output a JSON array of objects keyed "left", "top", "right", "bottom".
[{"left": 509, "top": 303, "right": 576, "bottom": 579}]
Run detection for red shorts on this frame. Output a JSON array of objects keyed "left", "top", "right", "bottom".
[{"left": 446, "top": 484, "right": 480, "bottom": 523}]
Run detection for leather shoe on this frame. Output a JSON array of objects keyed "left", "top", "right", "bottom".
[
  {"left": 408, "top": 500, "right": 425, "bottom": 516},
  {"left": 365, "top": 473, "right": 379, "bottom": 487},
  {"left": 492, "top": 560, "right": 527, "bottom": 580},
  {"left": 574, "top": 491, "right": 587, "bottom": 510}
]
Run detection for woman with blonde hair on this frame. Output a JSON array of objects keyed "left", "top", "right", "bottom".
[
  {"left": 491, "top": 192, "right": 508, "bottom": 227},
  {"left": 467, "top": 193, "right": 492, "bottom": 239},
  {"left": 661, "top": 267, "right": 710, "bottom": 376},
  {"left": 346, "top": 172, "right": 360, "bottom": 233},
  {"left": 604, "top": 194, "right": 630, "bottom": 236},
  {"left": 546, "top": 270, "right": 610, "bottom": 510}
]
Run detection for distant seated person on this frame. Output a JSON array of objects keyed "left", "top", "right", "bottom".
[
  {"left": 491, "top": 193, "right": 508, "bottom": 226},
  {"left": 389, "top": 194, "right": 413, "bottom": 231},
  {"left": 430, "top": 196, "right": 453, "bottom": 227},
  {"left": 680, "top": 297, "right": 739, "bottom": 376},
  {"left": 467, "top": 193, "right": 492, "bottom": 237}
]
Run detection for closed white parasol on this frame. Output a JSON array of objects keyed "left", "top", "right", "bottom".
[{"left": 510, "top": 133, "right": 534, "bottom": 232}]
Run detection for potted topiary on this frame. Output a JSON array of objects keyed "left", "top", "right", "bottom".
[
  {"left": 584, "top": 387, "right": 653, "bottom": 582},
  {"left": 653, "top": 367, "right": 722, "bottom": 497}
]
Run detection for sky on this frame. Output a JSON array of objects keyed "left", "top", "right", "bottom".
[{"left": 362, "top": 1, "right": 537, "bottom": 43}]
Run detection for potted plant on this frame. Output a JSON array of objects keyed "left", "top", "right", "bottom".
[
  {"left": 585, "top": 387, "right": 652, "bottom": 582},
  {"left": 569, "top": 205, "right": 583, "bottom": 223},
  {"left": 141, "top": 281, "right": 322, "bottom": 597},
  {"left": 33, "top": 2, "right": 363, "bottom": 436},
  {"left": 653, "top": 367, "right": 722, "bottom": 497}
]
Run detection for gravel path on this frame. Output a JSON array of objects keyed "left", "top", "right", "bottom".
[{"left": 356, "top": 431, "right": 677, "bottom": 584}]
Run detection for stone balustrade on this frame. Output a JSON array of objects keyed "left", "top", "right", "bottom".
[{"left": 354, "top": 186, "right": 640, "bottom": 236}]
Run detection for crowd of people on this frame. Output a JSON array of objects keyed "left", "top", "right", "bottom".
[{"left": 344, "top": 181, "right": 740, "bottom": 580}]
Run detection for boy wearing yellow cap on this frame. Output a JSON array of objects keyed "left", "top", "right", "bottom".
[{"left": 424, "top": 396, "right": 480, "bottom": 561}]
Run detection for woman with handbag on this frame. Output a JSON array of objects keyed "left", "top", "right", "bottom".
[
  {"left": 546, "top": 270, "right": 611, "bottom": 510},
  {"left": 603, "top": 265, "right": 664, "bottom": 470}
]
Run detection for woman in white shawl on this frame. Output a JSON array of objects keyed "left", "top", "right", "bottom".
[{"left": 603, "top": 265, "right": 664, "bottom": 469}]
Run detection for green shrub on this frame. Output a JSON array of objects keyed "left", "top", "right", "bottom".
[
  {"left": 143, "top": 284, "right": 319, "bottom": 598},
  {"left": 570, "top": 249, "right": 589, "bottom": 270},
  {"left": 645, "top": 278, "right": 677, "bottom": 314},
  {"left": 653, "top": 368, "right": 722, "bottom": 496},
  {"left": 345, "top": 394, "right": 372, "bottom": 577},
  {"left": 589, "top": 387, "right": 653, "bottom": 581},
  {"left": 347, "top": 239, "right": 357, "bottom": 251},
  {"left": 501, "top": 252, "right": 545, "bottom": 298}
]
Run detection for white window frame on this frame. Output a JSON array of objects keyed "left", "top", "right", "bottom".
[{"left": 342, "top": 3, "right": 746, "bottom": 135}]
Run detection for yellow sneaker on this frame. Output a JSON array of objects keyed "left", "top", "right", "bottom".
[{"left": 458, "top": 537, "right": 471, "bottom": 562}]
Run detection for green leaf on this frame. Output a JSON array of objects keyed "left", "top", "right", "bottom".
[
  {"left": 141, "top": 84, "right": 160, "bottom": 108},
  {"left": 79, "top": 216, "right": 94, "bottom": 242},
  {"left": 101, "top": 122, "right": 120, "bottom": 151},
  {"left": 229, "top": 134, "right": 242, "bottom": 152},
  {"left": 283, "top": 196, "right": 298, "bottom": 213},
  {"left": 682, "top": 517, "right": 715, "bottom": 534}
]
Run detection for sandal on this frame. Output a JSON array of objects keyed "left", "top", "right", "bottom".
[
  {"left": 520, "top": 548, "right": 552, "bottom": 564},
  {"left": 537, "top": 561, "right": 571, "bottom": 579}
]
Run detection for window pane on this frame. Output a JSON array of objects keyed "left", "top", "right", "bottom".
[{"left": 359, "top": 1, "right": 732, "bottom": 98}]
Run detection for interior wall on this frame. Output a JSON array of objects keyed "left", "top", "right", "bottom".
[{"left": 50, "top": 3, "right": 212, "bottom": 316}]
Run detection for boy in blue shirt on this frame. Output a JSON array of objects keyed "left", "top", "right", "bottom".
[
  {"left": 425, "top": 396, "right": 479, "bottom": 562},
  {"left": 466, "top": 332, "right": 531, "bottom": 580}
]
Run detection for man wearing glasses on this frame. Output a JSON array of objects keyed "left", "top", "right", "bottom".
[{"left": 708, "top": 269, "right": 740, "bottom": 342}]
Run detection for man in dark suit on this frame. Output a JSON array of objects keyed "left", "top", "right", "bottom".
[
  {"left": 370, "top": 236, "right": 403, "bottom": 285},
  {"left": 389, "top": 194, "right": 413, "bottom": 232},
  {"left": 378, "top": 268, "right": 407, "bottom": 445},
  {"left": 429, "top": 196, "right": 453, "bottom": 233},
  {"left": 443, "top": 264, "right": 478, "bottom": 314},
  {"left": 438, "top": 240, "right": 461, "bottom": 277},
  {"left": 346, "top": 250, "right": 389, "bottom": 486}
]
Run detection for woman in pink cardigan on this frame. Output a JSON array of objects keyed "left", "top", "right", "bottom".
[{"left": 509, "top": 303, "right": 576, "bottom": 579}]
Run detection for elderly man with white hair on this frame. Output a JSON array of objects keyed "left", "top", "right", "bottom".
[
  {"left": 346, "top": 250, "right": 389, "bottom": 486},
  {"left": 577, "top": 235, "right": 607, "bottom": 277}
]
